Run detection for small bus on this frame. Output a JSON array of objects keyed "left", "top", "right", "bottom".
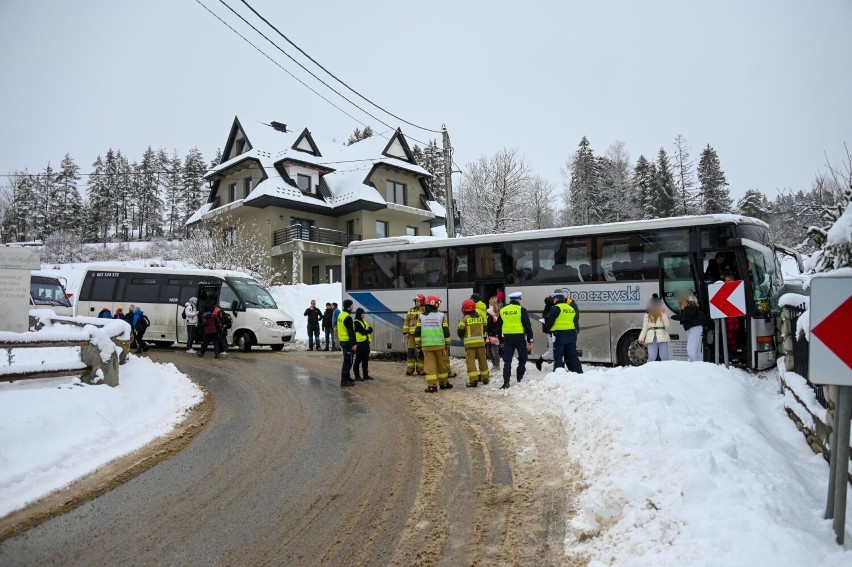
[
  {"left": 342, "top": 214, "right": 803, "bottom": 370},
  {"left": 30, "top": 273, "right": 73, "bottom": 316},
  {"left": 76, "top": 267, "right": 295, "bottom": 351}
]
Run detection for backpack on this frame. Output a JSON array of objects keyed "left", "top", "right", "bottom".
[
  {"left": 220, "top": 312, "right": 233, "bottom": 330},
  {"left": 137, "top": 315, "right": 150, "bottom": 333},
  {"left": 181, "top": 307, "right": 187, "bottom": 320}
]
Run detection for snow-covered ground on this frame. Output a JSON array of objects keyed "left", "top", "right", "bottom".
[
  {"left": 498, "top": 362, "right": 852, "bottom": 565},
  {"left": 0, "top": 354, "right": 202, "bottom": 517}
]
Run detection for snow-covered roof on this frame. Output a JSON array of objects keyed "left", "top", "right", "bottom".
[{"left": 191, "top": 119, "right": 439, "bottom": 223}]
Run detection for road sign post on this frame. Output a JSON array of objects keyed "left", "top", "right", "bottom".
[
  {"left": 708, "top": 280, "right": 746, "bottom": 368},
  {"left": 808, "top": 275, "right": 852, "bottom": 545}
]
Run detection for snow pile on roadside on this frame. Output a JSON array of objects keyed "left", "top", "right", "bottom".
[
  {"left": 0, "top": 355, "right": 202, "bottom": 517},
  {"left": 269, "top": 282, "right": 341, "bottom": 341},
  {"left": 511, "top": 362, "right": 850, "bottom": 566}
]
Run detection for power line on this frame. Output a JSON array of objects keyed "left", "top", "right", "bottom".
[
  {"left": 194, "top": 0, "right": 370, "bottom": 130},
  {"left": 212, "top": 0, "right": 398, "bottom": 133},
  {"left": 238, "top": 0, "right": 442, "bottom": 135}
]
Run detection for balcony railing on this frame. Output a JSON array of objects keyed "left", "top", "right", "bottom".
[{"left": 273, "top": 225, "right": 361, "bottom": 247}]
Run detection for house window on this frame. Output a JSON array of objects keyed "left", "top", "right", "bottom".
[
  {"left": 228, "top": 183, "right": 237, "bottom": 202},
  {"left": 297, "top": 174, "right": 311, "bottom": 192},
  {"left": 376, "top": 220, "right": 389, "bottom": 239},
  {"left": 291, "top": 217, "right": 313, "bottom": 240},
  {"left": 235, "top": 138, "right": 245, "bottom": 155},
  {"left": 224, "top": 226, "right": 237, "bottom": 246},
  {"left": 346, "top": 220, "right": 355, "bottom": 237},
  {"left": 386, "top": 181, "right": 406, "bottom": 205},
  {"left": 406, "top": 226, "right": 418, "bottom": 236},
  {"left": 311, "top": 266, "right": 319, "bottom": 285},
  {"left": 243, "top": 177, "right": 252, "bottom": 198}
]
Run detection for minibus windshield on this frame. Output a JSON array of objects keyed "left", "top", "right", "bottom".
[
  {"left": 227, "top": 277, "right": 278, "bottom": 309},
  {"left": 31, "top": 277, "right": 72, "bottom": 307}
]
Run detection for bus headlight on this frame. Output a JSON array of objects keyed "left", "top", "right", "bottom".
[{"left": 260, "top": 317, "right": 277, "bottom": 328}]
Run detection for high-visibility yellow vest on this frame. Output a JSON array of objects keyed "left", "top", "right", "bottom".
[
  {"left": 500, "top": 304, "right": 524, "bottom": 334},
  {"left": 475, "top": 301, "right": 487, "bottom": 323},
  {"left": 458, "top": 315, "right": 485, "bottom": 347},
  {"left": 550, "top": 301, "right": 577, "bottom": 331},
  {"left": 337, "top": 310, "right": 351, "bottom": 342},
  {"left": 417, "top": 312, "right": 446, "bottom": 349},
  {"left": 355, "top": 319, "right": 371, "bottom": 343}
]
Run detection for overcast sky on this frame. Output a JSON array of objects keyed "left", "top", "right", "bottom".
[{"left": 1, "top": 0, "right": 850, "bottom": 202}]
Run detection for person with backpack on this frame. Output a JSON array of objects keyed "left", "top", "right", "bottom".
[
  {"left": 131, "top": 307, "right": 150, "bottom": 353},
  {"left": 197, "top": 308, "right": 222, "bottom": 358},
  {"left": 97, "top": 307, "right": 112, "bottom": 319},
  {"left": 214, "top": 307, "right": 231, "bottom": 356},
  {"left": 672, "top": 294, "right": 706, "bottom": 362},
  {"left": 183, "top": 297, "right": 199, "bottom": 353}
]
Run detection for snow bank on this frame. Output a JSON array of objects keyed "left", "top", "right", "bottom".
[
  {"left": 507, "top": 363, "right": 850, "bottom": 565},
  {"left": 0, "top": 355, "right": 202, "bottom": 517},
  {"left": 269, "top": 282, "right": 342, "bottom": 340}
]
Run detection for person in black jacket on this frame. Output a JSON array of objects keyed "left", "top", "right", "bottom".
[
  {"left": 497, "top": 291, "right": 534, "bottom": 389},
  {"left": 671, "top": 294, "right": 705, "bottom": 362},
  {"left": 303, "top": 300, "right": 323, "bottom": 351},
  {"left": 322, "top": 302, "right": 335, "bottom": 350},
  {"left": 352, "top": 308, "right": 374, "bottom": 381}
]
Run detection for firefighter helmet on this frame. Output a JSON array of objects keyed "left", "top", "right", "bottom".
[
  {"left": 415, "top": 294, "right": 426, "bottom": 303},
  {"left": 425, "top": 295, "right": 440, "bottom": 307},
  {"left": 462, "top": 298, "right": 476, "bottom": 312}
]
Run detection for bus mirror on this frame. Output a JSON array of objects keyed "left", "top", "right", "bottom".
[
  {"left": 726, "top": 238, "right": 742, "bottom": 247},
  {"left": 231, "top": 299, "right": 240, "bottom": 316}
]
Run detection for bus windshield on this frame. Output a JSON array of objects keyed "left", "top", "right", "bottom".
[
  {"left": 31, "top": 277, "right": 72, "bottom": 307},
  {"left": 227, "top": 277, "right": 278, "bottom": 309}
]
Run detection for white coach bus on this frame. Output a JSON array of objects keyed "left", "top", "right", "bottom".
[
  {"left": 342, "top": 215, "right": 803, "bottom": 370},
  {"left": 75, "top": 267, "right": 295, "bottom": 351}
]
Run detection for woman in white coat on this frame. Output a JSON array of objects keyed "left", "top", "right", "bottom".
[{"left": 638, "top": 295, "right": 670, "bottom": 362}]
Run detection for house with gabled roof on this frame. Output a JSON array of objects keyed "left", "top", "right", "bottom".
[{"left": 186, "top": 117, "right": 446, "bottom": 284}]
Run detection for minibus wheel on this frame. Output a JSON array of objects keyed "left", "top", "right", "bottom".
[{"left": 235, "top": 331, "right": 255, "bottom": 352}]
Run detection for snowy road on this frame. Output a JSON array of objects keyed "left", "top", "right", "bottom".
[{"left": 0, "top": 350, "right": 573, "bottom": 566}]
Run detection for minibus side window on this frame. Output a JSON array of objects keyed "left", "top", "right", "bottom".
[
  {"left": 90, "top": 276, "right": 117, "bottom": 301},
  {"left": 219, "top": 284, "right": 238, "bottom": 310}
]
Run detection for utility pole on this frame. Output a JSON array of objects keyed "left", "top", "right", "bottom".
[{"left": 442, "top": 125, "right": 455, "bottom": 238}]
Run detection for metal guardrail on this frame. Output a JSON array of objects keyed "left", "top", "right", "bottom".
[{"left": 273, "top": 225, "right": 360, "bottom": 247}]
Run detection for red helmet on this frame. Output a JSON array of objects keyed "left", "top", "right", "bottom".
[
  {"left": 462, "top": 298, "right": 476, "bottom": 312},
  {"left": 415, "top": 294, "right": 425, "bottom": 303},
  {"left": 425, "top": 295, "right": 440, "bottom": 307}
]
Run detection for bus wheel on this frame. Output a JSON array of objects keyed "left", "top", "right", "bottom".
[
  {"left": 270, "top": 344, "right": 284, "bottom": 351},
  {"left": 235, "top": 331, "right": 255, "bottom": 352},
  {"left": 616, "top": 330, "right": 646, "bottom": 366}
]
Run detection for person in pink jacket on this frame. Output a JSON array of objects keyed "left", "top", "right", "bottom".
[{"left": 638, "top": 294, "right": 670, "bottom": 362}]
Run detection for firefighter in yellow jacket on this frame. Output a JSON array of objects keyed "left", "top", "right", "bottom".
[
  {"left": 414, "top": 295, "right": 452, "bottom": 393},
  {"left": 457, "top": 298, "right": 489, "bottom": 387},
  {"left": 402, "top": 294, "right": 425, "bottom": 376}
]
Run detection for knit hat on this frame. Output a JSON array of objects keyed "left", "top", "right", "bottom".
[
  {"left": 355, "top": 307, "right": 365, "bottom": 316},
  {"left": 343, "top": 299, "right": 353, "bottom": 309}
]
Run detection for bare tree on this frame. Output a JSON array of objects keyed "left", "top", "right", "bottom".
[
  {"left": 179, "top": 215, "right": 286, "bottom": 287},
  {"left": 457, "top": 148, "right": 532, "bottom": 235},
  {"left": 527, "top": 175, "right": 557, "bottom": 229}
]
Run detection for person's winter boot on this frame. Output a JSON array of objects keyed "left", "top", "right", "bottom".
[
  {"left": 466, "top": 381, "right": 478, "bottom": 388},
  {"left": 341, "top": 379, "right": 355, "bottom": 387},
  {"left": 354, "top": 374, "right": 364, "bottom": 381},
  {"left": 535, "top": 357, "right": 543, "bottom": 371},
  {"left": 364, "top": 375, "right": 374, "bottom": 380},
  {"left": 439, "top": 382, "right": 453, "bottom": 390},
  {"left": 424, "top": 386, "right": 438, "bottom": 393},
  {"left": 500, "top": 381, "right": 510, "bottom": 390},
  {"left": 405, "top": 368, "right": 415, "bottom": 376}
]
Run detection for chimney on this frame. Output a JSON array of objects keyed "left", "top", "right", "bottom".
[{"left": 270, "top": 121, "right": 288, "bottom": 133}]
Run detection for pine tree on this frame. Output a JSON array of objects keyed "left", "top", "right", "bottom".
[
  {"left": 632, "top": 155, "right": 654, "bottom": 220},
  {"left": 135, "top": 147, "right": 159, "bottom": 240},
  {"left": 35, "top": 163, "right": 57, "bottom": 239},
  {"left": 87, "top": 156, "right": 111, "bottom": 241},
  {"left": 807, "top": 183, "right": 852, "bottom": 272},
  {"left": 209, "top": 147, "right": 222, "bottom": 170},
  {"left": 564, "top": 136, "right": 597, "bottom": 226},
  {"left": 56, "top": 154, "right": 84, "bottom": 236},
  {"left": 162, "top": 149, "right": 183, "bottom": 236},
  {"left": 737, "top": 188, "right": 770, "bottom": 221},
  {"left": 672, "top": 134, "right": 697, "bottom": 215},
  {"left": 602, "top": 141, "right": 632, "bottom": 222},
  {"left": 648, "top": 148, "right": 677, "bottom": 218},
  {"left": 181, "top": 147, "right": 208, "bottom": 226},
  {"left": 420, "top": 139, "right": 446, "bottom": 205},
  {"left": 346, "top": 126, "right": 374, "bottom": 146},
  {"left": 697, "top": 144, "right": 732, "bottom": 213}
]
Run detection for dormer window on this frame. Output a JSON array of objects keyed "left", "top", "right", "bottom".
[
  {"left": 387, "top": 180, "right": 406, "bottom": 205},
  {"left": 235, "top": 138, "right": 246, "bottom": 155},
  {"left": 297, "top": 174, "right": 311, "bottom": 192}
]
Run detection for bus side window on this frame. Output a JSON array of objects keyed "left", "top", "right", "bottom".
[{"left": 90, "top": 276, "right": 117, "bottom": 302}]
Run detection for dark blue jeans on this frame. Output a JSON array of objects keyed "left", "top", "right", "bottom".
[
  {"left": 324, "top": 326, "right": 334, "bottom": 350},
  {"left": 553, "top": 330, "right": 582, "bottom": 373},
  {"left": 307, "top": 325, "right": 320, "bottom": 349},
  {"left": 340, "top": 340, "right": 353, "bottom": 380},
  {"left": 502, "top": 335, "right": 528, "bottom": 382}
]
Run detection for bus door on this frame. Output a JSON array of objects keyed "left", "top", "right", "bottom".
[
  {"left": 659, "top": 253, "right": 702, "bottom": 361},
  {"left": 197, "top": 282, "right": 222, "bottom": 317},
  {"left": 473, "top": 281, "right": 503, "bottom": 305}
]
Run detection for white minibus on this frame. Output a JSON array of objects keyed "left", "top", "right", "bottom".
[{"left": 75, "top": 266, "right": 295, "bottom": 351}]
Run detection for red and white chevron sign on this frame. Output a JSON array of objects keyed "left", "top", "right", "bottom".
[
  {"left": 808, "top": 275, "right": 852, "bottom": 386},
  {"left": 708, "top": 280, "right": 746, "bottom": 319}
]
